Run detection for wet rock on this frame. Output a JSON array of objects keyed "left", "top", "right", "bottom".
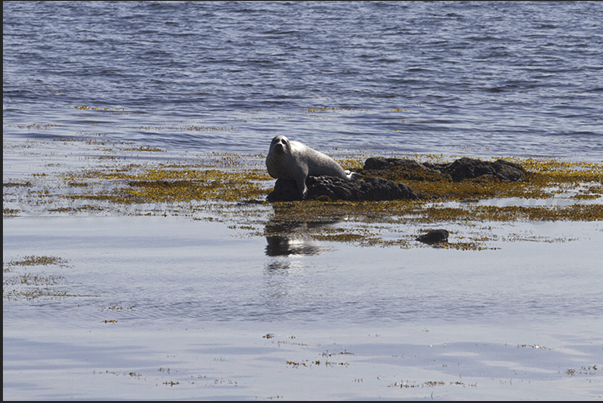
[
  {"left": 364, "top": 157, "right": 422, "bottom": 171},
  {"left": 266, "top": 178, "right": 302, "bottom": 202},
  {"left": 416, "top": 229, "right": 449, "bottom": 244},
  {"left": 266, "top": 176, "right": 418, "bottom": 202},
  {"left": 363, "top": 158, "right": 445, "bottom": 181},
  {"left": 307, "top": 175, "right": 418, "bottom": 201},
  {"left": 363, "top": 157, "right": 525, "bottom": 182},
  {"left": 437, "top": 157, "right": 526, "bottom": 182},
  {"left": 266, "top": 157, "right": 526, "bottom": 202}
]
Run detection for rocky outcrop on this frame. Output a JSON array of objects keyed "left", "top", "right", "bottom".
[
  {"left": 266, "top": 157, "right": 526, "bottom": 202},
  {"left": 362, "top": 157, "right": 526, "bottom": 182},
  {"left": 267, "top": 175, "right": 417, "bottom": 202},
  {"left": 266, "top": 178, "right": 303, "bottom": 202}
]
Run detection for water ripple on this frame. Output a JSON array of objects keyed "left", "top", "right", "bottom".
[{"left": 3, "top": 1, "right": 603, "bottom": 159}]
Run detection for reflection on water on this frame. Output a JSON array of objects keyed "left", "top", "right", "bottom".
[
  {"left": 264, "top": 221, "right": 331, "bottom": 272},
  {"left": 265, "top": 223, "right": 325, "bottom": 257},
  {"left": 261, "top": 257, "right": 308, "bottom": 301},
  {"left": 264, "top": 207, "right": 341, "bottom": 271}
]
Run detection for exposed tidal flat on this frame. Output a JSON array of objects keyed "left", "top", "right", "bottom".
[{"left": 3, "top": 135, "right": 603, "bottom": 400}]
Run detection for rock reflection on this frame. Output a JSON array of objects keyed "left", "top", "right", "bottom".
[
  {"left": 264, "top": 207, "right": 342, "bottom": 272},
  {"left": 263, "top": 217, "right": 333, "bottom": 300}
]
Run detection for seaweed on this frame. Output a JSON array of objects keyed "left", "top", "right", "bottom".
[{"left": 5, "top": 139, "right": 602, "bottom": 251}]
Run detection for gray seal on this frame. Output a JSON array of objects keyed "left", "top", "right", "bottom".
[{"left": 266, "top": 135, "right": 357, "bottom": 199}]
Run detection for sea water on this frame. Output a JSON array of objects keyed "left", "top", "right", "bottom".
[
  {"left": 3, "top": 1, "right": 603, "bottom": 158},
  {"left": 3, "top": 2, "right": 603, "bottom": 400}
]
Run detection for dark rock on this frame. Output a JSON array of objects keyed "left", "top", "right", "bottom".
[
  {"left": 305, "top": 176, "right": 358, "bottom": 201},
  {"left": 363, "top": 158, "right": 445, "bottom": 181},
  {"left": 416, "top": 229, "right": 449, "bottom": 244},
  {"left": 266, "top": 175, "right": 418, "bottom": 202},
  {"left": 351, "top": 176, "right": 417, "bottom": 201},
  {"left": 364, "top": 157, "right": 525, "bottom": 182},
  {"left": 266, "top": 157, "right": 526, "bottom": 202},
  {"left": 438, "top": 157, "right": 525, "bottom": 182},
  {"left": 266, "top": 178, "right": 303, "bottom": 202},
  {"left": 364, "top": 157, "right": 428, "bottom": 171}
]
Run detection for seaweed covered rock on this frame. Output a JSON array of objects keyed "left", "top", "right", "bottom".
[
  {"left": 267, "top": 176, "right": 417, "bottom": 202},
  {"left": 436, "top": 157, "right": 526, "bottom": 182},
  {"left": 266, "top": 157, "right": 526, "bottom": 202},
  {"left": 363, "top": 158, "right": 446, "bottom": 181},
  {"left": 363, "top": 157, "right": 525, "bottom": 182}
]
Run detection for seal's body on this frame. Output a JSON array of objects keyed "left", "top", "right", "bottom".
[{"left": 266, "top": 135, "right": 357, "bottom": 199}]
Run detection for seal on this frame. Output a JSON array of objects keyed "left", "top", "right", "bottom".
[{"left": 266, "top": 135, "right": 358, "bottom": 199}]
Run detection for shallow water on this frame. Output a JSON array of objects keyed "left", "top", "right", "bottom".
[
  {"left": 3, "top": 216, "right": 603, "bottom": 400},
  {"left": 5, "top": 216, "right": 602, "bottom": 325}
]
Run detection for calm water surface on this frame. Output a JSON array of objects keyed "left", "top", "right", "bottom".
[
  {"left": 4, "top": 1, "right": 603, "bottom": 158},
  {"left": 4, "top": 3, "right": 603, "bottom": 399},
  {"left": 3, "top": 0, "right": 603, "bottom": 329}
]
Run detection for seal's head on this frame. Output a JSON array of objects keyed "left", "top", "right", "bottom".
[{"left": 270, "top": 135, "right": 290, "bottom": 155}]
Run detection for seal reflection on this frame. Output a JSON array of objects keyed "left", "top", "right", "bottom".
[
  {"left": 265, "top": 222, "right": 326, "bottom": 257},
  {"left": 264, "top": 210, "right": 342, "bottom": 272}
]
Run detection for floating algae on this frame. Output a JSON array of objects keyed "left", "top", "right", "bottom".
[
  {"left": 3, "top": 141, "right": 602, "bottom": 251},
  {"left": 3, "top": 255, "right": 77, "bottom": 301}
]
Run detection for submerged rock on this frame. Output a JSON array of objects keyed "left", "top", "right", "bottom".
[{"left": 416, "top": 229, "right": 449, "bottom": 244}]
